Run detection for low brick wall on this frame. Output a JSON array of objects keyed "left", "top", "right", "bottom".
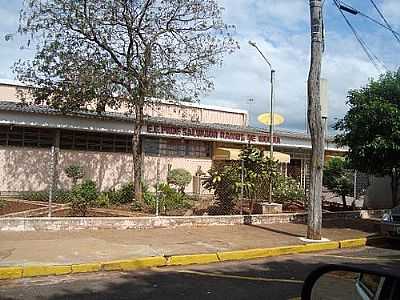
[{"left": 0, "top": 210, "right": 386, "bottom": 232}]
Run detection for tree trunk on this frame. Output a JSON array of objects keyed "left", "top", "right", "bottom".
[
  {"left": 341, "top": 194, "right": 347, "bottom": 210},
  {"left": 307, "top": 0, "right": 324, "bottom": 240},
  {"left": 391, "top": 168, "right": 400, "bottom": 207},
  {"left": 132, "top": 102, "right": 144, "bottom": 203}
]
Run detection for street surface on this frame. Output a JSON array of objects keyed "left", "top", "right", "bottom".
[{"left": 0, "top": 241, "right": 399, "bottom": 300}]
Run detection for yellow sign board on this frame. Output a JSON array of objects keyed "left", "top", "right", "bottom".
[{"left": 257, "top": 113, "right": 285, "bottom": 126}]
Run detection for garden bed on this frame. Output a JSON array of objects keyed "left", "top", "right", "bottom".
[
  {"left": 0, "top": 199, "right": 45, "bottom": 215},
  {"left": 29, "top": 207, "right": 153, "bottom": 217},
  {"left": 41, "top": 208, "right": 121, "bottom": 217}
]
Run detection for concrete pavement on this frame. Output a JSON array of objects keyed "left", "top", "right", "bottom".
[{"left": 0, "top": 219, "right": 379, "bottom": 266}]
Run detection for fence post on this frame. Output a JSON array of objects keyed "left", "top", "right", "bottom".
[
  {"left": 240, "top": 159, "right": 244, "bottom": 215},
  {"left": 353, "top": 170, "right": 357, "bottom": 200},
  {"left": 155, "top": 156, "right": 160, "bottom": 216},
  {"left": 48, "top": 146, "right": 55, "bottom": 217}
]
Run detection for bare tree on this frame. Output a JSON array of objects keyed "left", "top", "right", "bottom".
[
  {"left": 14, "top": 0, "right": 237, "bottom": 202},
  {"left": 307, "top": 0, "right": 324, "bottom": 240}
]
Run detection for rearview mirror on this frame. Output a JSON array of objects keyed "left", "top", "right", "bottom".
[{"left": 301, "top": 265, "right": 400, "bottom": 300}]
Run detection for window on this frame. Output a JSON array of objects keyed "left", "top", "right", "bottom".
[
  {"left": 160, "top": 139, "right": 186, "bottom": 156},
  {"left": 143, "top": 137, "right": 211, "bottom": 158},
  {"left": 186, "top": 140, "right": 211, "bottom": 157},
  {"left": 60, "top": 130, "right": 132, "bottom": 153},
  {"left": 0, "top": 125, "right": 211, "bottom": 157},
  {"left": 0, "top": 125, "right": 54, "bottom": 148},
  {"left": 143, "top": 138, "right": 160, "bottom": 155}
]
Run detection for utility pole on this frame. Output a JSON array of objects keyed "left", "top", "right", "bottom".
[{"left": 307, "top": 0, "right": 325, "bottom": 240}]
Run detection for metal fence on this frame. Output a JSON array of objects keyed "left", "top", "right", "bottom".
[{"left": 0, "top": 147, "right": 371, "bottom": 218}]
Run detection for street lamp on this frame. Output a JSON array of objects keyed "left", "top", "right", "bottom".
[
  {"left": 249, "top": 40, "right": 275, "bottom": 203},
  {"left": 248, "top": 41, "right": 275, "bottom": 158}
]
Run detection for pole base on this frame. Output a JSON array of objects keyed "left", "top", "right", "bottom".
[{"left": 299, "top": 237, "right": 330, "bottom": 243}]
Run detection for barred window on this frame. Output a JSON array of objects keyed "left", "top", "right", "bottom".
[
  {"left": 143, "top": 138, "right": 160, "bottom": 155},
  {"left": 60, "top": 130, "right": 132, "bottom": 153},
  {"left": 186, "top": 140, "right": 211, "bottom": 157},
  {"left": 143, "top": 137, "right": 210, "bottom": 158},
  {"left": 0, "top": 125, "right": 54, "bottom": 148},
  {"left": 160, "top": 139, "right": 186, "bottom": 156}
]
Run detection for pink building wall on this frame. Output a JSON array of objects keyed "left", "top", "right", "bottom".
[{"left": 0, "top": 146, "right": 212, "bottom": 193}]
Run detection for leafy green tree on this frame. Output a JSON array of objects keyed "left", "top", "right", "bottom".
[
  {"left": 202, "top": 164, "right": 241, "bottom": 213},
  {"left": 323, "top": 157, "right": 353, "bottom": 209},
  {"left": 14, "top": 0, "right": 237, "bottom": 203},
  {"left": 239, "top": 147, "right": 279, "bottom": 211},
  {"left": 203, "top": 146, "right": 304, "bottom": 213},
  {"left": 167, "top": 169, "right": 192, "bottom": 194},
  {"left": 335, "top": 70, "right": 400, "bottom": 207}
]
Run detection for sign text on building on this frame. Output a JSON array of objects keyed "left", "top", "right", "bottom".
[{"left": 146, "top": 124, "right": 281, "bottom": 144}]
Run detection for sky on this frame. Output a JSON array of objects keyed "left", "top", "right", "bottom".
[{"left": 0, "top": 0, "right": 399, "bottom": 131}]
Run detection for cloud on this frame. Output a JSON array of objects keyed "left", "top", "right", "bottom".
[
  {"left": 0, "top": 6, "right": 18, "bottom": 31},
  {"left": 203, "top": 0, "right": 384, "bottom": 131},
  {"left": 0, "top": 0, "right": 391, "bottom": 133},
  {"left": 382, "top": 0, "right": 400, "bottom": 28}
]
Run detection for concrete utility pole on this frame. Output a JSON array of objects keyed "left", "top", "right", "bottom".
[{"left": 307, "top": 0, "right": 325, "bottom": 240}]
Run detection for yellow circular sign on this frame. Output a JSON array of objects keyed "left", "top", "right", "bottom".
[{"left": 257, "top": 113, "right": 285, "bottom": 126}]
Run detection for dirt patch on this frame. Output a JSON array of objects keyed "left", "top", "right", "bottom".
[
  {"left": 50, "top": 209, "right": 117, "bottom": 217},
  {"left": 0, "top": 199, "right": 44, "bottom": 216},
  {"left": 32, "top": 208, "right": 152, "bottom": 217}
]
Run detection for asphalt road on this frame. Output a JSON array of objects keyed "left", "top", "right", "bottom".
[{"left": 1, "top": 241, "right": 400, "bottom": 300}]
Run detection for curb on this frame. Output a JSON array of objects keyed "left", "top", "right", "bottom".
[{"left": 0, "top": 236, "right": 385, "bottom": 280}]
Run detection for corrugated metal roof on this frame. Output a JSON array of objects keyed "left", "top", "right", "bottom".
[{"left": 0, "top": 101, "right": 320, "bottom": 140}]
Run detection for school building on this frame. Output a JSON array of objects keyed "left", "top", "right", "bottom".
[{"left": 0, "top": 80, "right": 345, "bottom": 194}]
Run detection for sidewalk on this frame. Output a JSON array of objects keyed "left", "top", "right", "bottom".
[{"left": 0, "top": 219, "right": 379, "bottom": 266}]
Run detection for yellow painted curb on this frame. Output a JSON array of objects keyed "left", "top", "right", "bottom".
[
  {"left": 23, "top": 265, "right": 71, "bottom": 278},
  {"left": 102, "top": 256, "right": 167, "bottom": 271},
  {"left": 71, "top": 263, "right": 101, "bottom": 274},
  {"left": 218, "top": 248, "right": 282, "bottom": 262},
  {"left": 0, "top": 267, "right": 23, "bottom": 280},
  {"left": 339, "top": 238, "right": 367, "bottom": 249},
  {"left": 300, "top": 242, "right": 340, "bottom": 253},
  {"left": 217, "top": 242, "right": 340, "bottom": 262},
  {"left": 167, "top": 253, "right": 220, "bottom": 266},
  {"left": 0, "top": 236, "right": 381, "bottom": 280}
]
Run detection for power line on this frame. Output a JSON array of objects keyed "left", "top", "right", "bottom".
[
  {"left": 336, "top": 0, "right": 400, "bottom": 45},
  {"left": 333, "top": 0, "right": 387, "bottom": 72},
  {"left": 368, "top": 0, "right": 400, "bottom": 47}
]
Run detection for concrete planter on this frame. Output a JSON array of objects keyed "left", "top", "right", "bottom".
[
  {"left": 0, "top": 209, "right": 386, "bottom": 232},
  {"left": 254, "top": 202, "right": 283, "bottom": 214}
]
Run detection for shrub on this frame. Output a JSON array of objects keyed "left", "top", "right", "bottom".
[
  {"left": 143, "top": 184, "right": 157, "bottom": 206},
  {"left": 69, "top": 179, "right": 98, "bottom": 216},
  {"left": 107, "top": 182, "right": 135, "bottom": 204},
  {"left": 64, "top": 164, "right": 85, "bottom": 185},
  {"left": 158, "top": 183, "right": 191, "bottom": 211},
  {"left": 21, "top": 191, "right": 48, "bottom": 202},
  {"left": 167, "top": 168, "right": 192, "bottom": 193},
  {"left": 54, "top": 190, "right": 73, "bottom": 203},
  {"left": 143, "top": 183, "right": 192, "bottom": 214},
  {"left": 202, "top": 165, "right": 241, "bottom": 213},
  {"left": 20, "top": 190, "right": 71, "bottom": 203},
  {"left": 95, "top": 192, "right": 110, "bottom": 208},
  {"left": 272, "top": 175, "right": 305, "bottom": 204}
]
